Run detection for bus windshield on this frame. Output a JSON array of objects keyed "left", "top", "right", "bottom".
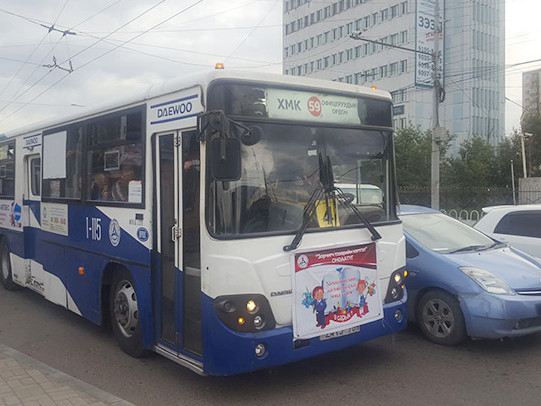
[{"left": 207, "top": 122, "right": 395, "bottom": 236}]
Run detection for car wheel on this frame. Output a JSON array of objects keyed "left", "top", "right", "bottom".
[
  {"left": 110, "top": 268, "right": 148, "bottom": 357},
  {"left": 416, "top": 290, "right": 467, "bottom": 345},
  {"left": 0, "top": 239, "right": 20, "bottom": 291}
]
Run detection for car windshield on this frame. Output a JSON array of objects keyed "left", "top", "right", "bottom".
[
  {"left": 207, "top": 122, "right": 395, "bottom": 236},
  {"left": 401, "top": 212, "right": 495, "bottom": 253}
]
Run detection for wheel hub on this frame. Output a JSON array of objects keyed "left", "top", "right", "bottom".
[
  {"left": 423, "top": 299, "right": 454, "bottom": 337},
  {"left": 113, "top": 281, "right": 138, "bottom": 338}
]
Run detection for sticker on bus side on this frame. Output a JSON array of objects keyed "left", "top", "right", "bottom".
[
  {"left": 0, "top": 200, "right": 23, "bottom": 231},
  {"left": 41, "top": 203, "right": 68, "bottom": 236}
]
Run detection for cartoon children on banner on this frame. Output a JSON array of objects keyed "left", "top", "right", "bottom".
[
  {"left": 312, "top": 286, "right": 327, "bottom": 328},
  {"left": 302, "top": 275, "right": 376, "bottom": 329}
]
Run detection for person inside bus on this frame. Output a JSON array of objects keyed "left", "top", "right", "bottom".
[
  {"left": 111, "top": 162, "right": 137, "bottom": 201},
  {"left": 90, "top": 172, "right": 111, "bottom": 201}
]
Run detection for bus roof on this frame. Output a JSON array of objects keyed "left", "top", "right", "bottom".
[{"left": 4, "top": 70, "right": 392, "bottom": 138}]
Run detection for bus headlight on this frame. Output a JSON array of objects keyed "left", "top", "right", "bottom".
[
  {"left": 385, "top": 269, "right": 406, "bottom": 303},
  {"left": 214, "top": 294, "right": 276, "bottom": 332}
]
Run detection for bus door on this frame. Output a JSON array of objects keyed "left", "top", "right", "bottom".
[
  {"left": 23, "top": 154, "right": 41, "bottom": 260},
  {"left": 155, "top": 130, "right": 202, "bottom": 358}
]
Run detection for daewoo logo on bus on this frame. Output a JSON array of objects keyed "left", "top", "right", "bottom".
[
  {"left": 270, "top": 289, "right": 292, "bottom": 297},
  {"left": 156, "top": 101, "right": 193, "bottom": 118}
]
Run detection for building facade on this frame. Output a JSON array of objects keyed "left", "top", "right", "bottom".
[
  {"left": 522, "top": 69, "right": 541, "bottom": 119},
  {"left": 283, "top": 0, "right": 505, "bottom": 146}
]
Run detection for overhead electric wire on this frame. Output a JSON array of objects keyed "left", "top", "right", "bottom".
[
  {"left": 0, "top": 0, "right": 73, "bottom": 113},
  {"left": 0, "top": 0, "right": 207, "bottom": 125},
  {"left": 0, "top": 0, "right": 169, "bottom": 120}
]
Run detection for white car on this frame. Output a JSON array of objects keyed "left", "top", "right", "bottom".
[
  {"left": 335, "top": 183, "right": 382, "bottom": 205},
  {"left": 474, "top": 205, "right": 541, "bottom": 259}
]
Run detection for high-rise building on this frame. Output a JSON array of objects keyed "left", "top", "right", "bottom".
[
  {"left": 283, "top": 0, "right": 505, "bottom": 147},
  {"left": 522, "top": 69, "right": 541, "bottom": 119}
]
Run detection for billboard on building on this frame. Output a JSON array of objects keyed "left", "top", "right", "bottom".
[{"left": 415, "top": 0, "right": 444, "bottom": 88}]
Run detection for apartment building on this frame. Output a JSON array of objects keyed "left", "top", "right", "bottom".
[{"left": 283, "top": 0, "right": 505, "bottom": 146}]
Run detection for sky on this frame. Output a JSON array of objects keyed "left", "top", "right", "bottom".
[{"left": 0, "top": 0, "right": 539, "bottom": 136}]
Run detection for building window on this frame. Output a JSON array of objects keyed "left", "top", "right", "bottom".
[
  {"left": 400, "top": 59, "right": 408, "bottom": 73},
  {"left": 400, "top": 1, "right": 408, "bottom": 15},
  {"left": 400, "top": 30, "right": 408, "bottom": 44}
]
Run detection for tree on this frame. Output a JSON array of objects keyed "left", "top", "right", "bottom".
[
  {"left": 520, "top": 114, "right": 541, "bottom": 177},
  {"left": 445, "top": 135, "right": 495, "bottom": 187},
  {"left": 394, "top": 126, "right": 451, "bottom": 187},
  {"left": 493, "top": 131, "right": 523, "bottom": 187}
]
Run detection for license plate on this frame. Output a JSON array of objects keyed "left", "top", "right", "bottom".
[{"left": 319, "top": 325, "right": 360, "bottom": 341}]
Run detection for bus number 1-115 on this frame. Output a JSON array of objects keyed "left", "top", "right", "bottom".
[{"left": 86, "top": 217, "right": 102, "bottom": 241}]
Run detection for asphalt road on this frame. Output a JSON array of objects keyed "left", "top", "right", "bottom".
[{"left": 2, "top": 287, "right": 541, "bottom": 406}]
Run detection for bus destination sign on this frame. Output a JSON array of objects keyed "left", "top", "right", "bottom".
[{"left": 266, "top": 89, "right": 362, "bottom": 125}]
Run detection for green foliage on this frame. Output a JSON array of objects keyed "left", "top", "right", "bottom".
[
  {"left": 395, "top": 126, "right": 525, "bottom": 189},
  {"left": 394, "top": 126, "right": 451, "bottom": 187}
]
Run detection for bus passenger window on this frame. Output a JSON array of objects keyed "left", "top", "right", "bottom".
[
  {"left": 86, "top": 109, "right": 144, "bottom": 204},
  {"left": 111, "top": 163, "right": 141, "bottom": 202}
]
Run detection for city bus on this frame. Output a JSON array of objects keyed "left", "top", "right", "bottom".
[{"left": 0, "top": 70, "right": 406, "bottom": 376}]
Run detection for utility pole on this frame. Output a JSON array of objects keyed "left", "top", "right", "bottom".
[
  {"left": 431, "top": 0, "right": 442, "bottom": 210},
  {"left": 350, "top": 0, "right": 444, "bottom": 210}
]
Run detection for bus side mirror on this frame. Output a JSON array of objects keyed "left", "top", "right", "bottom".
[{"left": 210, "top": 138, "right": 241, "bottom": 181}]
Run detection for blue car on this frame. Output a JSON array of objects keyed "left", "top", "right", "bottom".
[{"left": 400, "top": 205, "right": 541, "bottom": 345}]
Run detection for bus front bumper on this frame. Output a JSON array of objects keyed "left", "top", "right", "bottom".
[{"left": 201, "top": 292, "right": 407, "bottom": 376}]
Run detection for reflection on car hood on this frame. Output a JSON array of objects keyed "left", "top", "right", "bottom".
[{"left": 446, "top": 247, "right": 541, "bottom": 291}]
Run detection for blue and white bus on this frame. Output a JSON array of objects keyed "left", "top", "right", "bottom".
[{"left": 0, "top": 70, "right": 406, "bottom": 375}]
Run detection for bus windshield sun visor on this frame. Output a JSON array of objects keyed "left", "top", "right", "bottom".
[{"left": 283, "top": 153, "right": 381, "bottom": 252}]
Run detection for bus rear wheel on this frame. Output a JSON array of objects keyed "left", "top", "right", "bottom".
[
  {"left": 0, "top": 239, "right": 19, "bottom": 291},
  {"left": 110, "top": 268, "right": 147, "bottom": 357}
]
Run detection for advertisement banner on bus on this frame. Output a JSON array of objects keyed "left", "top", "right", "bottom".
[{"left": 291, "top": 243, "right": 383, "bottom": 340}]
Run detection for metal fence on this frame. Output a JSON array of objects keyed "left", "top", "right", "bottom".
[{"left": 398, "top": 186, "right": 541, "bottom": 223}]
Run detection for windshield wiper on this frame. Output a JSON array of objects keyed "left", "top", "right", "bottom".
[
  {"left": 283, "top": 154, "right": 381, "bottom": 252},
  {"left": 448, "top": 245, "right": 486, "bottom": 254}
]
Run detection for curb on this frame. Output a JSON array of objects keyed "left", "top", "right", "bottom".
[{"left": 0, "top": 342, "right": 135, "bottom": 405}]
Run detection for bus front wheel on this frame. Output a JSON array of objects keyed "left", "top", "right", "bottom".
[
  {"left": 0, "top": 239, "right": 19, "bottom": 291},
  {"left": 110, "top": 268, "right": 147, "bottom": 357}
]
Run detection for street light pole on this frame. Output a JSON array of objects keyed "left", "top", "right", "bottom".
[{"left": 522, "top": 132, "right": 533, "bottom": 178}]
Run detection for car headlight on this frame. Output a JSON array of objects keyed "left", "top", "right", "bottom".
[{"left": 459, "top": 267, "right": 515, "bottom": 295}]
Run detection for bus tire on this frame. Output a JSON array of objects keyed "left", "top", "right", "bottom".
[
  {"left": 110, "top": 268, "right": 148, "bottom": 357},
  {"left": 0, "top": 239, "right": 20, "bottom": 291}
]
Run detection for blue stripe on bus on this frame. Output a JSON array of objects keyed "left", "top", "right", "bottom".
[
  {"left": 149, "top": 94, "right": 199, "bottom": 109},
  {"left": 3, "top": 205, "right": 153, "bottom": 341},
  {"left": 150, "top": 113, "right": 199, "bottom": 125}
]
